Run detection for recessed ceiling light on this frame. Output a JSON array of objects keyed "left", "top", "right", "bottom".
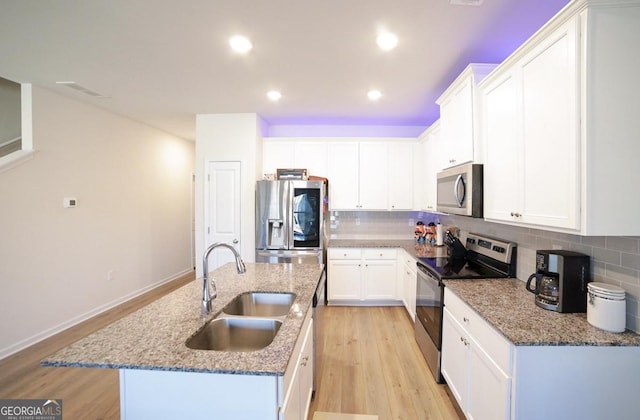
[
  {"left": 376, "top": 31, "right": 398, "bottom": 51},
  {"left": 267, "top": 90, "right": 282, "bottom": 101},
  {"left": 368, "top": 90, "right": 383, "bottom": 101},
  {"left": 229, "top": 35, "right": 252, "bottom": 54}
]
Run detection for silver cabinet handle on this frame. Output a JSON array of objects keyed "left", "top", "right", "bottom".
[{"left": 232, "top": 239, "right": 239, "bottom": 244}]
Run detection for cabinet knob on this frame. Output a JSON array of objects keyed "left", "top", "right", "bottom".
[{"left": 463, "top": 317, "right": 469, "bottom": 323}]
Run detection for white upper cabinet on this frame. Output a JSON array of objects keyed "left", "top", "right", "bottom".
[
  {"left": 265, "top": 137, "right": 417, "bottom": 211},
  {"left": 388, "top": 141, "right": 414, "bottom": 210},
  {"left": 325, "top": 139, "right": 414, "bottom": 211},
  {"left": 326, "top": 141, "right": 360, "bottom": 210},
  {"left": 519, "top": 18, "right": 579, "bottom": 230},
  {"left": 263, "top": 139, "right": 295, "bottom": 175},
  {"left": 414, "top": 120, "right": 441, "bottom": 212},
  {"left": 263, "top": 138, "right": 328, "bottom": 177},
  {"left": 482, "top": 0, "right": 640, "bottom": 235},
  {"left": 483, "top": 18, "right": 579, "bottom": 230},
  {"left": 358, "top": 141, "right": 389, "bottom": 210},
  {"left": 437, "top": 63, "right": 497, "bottom": 170}
]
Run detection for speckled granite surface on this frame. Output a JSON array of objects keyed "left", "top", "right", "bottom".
[
  {"left": 41, "top": 263, "right": 324, "bottom": 376},
  {"left": 444, "top": 278, "right": 640, "bottom": 346},
  {"left": 328, "top": 239, "right": 448, "bottom": 259}
]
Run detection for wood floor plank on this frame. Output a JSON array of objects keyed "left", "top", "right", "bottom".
[{"left": 309, "top": 306, "right": 462, "bottom": 420}]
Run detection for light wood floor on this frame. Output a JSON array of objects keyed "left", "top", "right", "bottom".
[
  {"left": 1, "top": 275, "right": 461, "bottom": 420},
  {"left": 0, "top": 271, "right": 195, "bottom": 419},
  {"left": 309, "top": 306, "right": 462, "bottom": 420}
]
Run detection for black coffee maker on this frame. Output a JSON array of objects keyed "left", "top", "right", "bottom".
[{"left": 526, "top": 250, "right": 591, "bottom": 313}]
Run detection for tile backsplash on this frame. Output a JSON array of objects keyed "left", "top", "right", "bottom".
[{"left": 328, "top": 210, "right": 640, "bottom": 333}]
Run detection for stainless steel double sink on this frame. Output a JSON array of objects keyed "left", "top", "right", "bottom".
[{"left": 186, "top": 292, "right": 296, "bottom": 352}]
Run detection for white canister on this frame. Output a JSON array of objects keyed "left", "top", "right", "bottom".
[{"left": 587, "top": 282, "right": 626, "bottom": 333}]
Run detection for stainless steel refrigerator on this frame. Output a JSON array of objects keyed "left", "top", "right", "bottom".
[{"left": 255, "top": 180, "right": 325, "bottom": 264}]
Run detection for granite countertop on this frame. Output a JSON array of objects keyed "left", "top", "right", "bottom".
[
  {"left": 328, "top": 238, "right": 449, "bottom": 259},
  {"left": 444, "top": 278, "right": 640, "bottom": 347},
  {"left": 42, "top": 263, "right": 324, "bottom": 376}
]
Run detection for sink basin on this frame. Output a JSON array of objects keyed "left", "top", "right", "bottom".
[
  {"left": 222, "top": 292, "right": 295, "bottom": 317},
  {"left": 186, "top": 317, "right": 282, "bottom": 351}
]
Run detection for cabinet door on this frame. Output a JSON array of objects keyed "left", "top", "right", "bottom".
[
  {"left": 299, "top": 319, "right": 314, "bottom": 420},
  {"left": 362, "top": 259, "right": 397, "bottom": 301},
  {"left": 327, "top": 260, "right": 361, "bottom": 301},
  {"left": 279, "top": 361, "right": 301, "bottom": 420},
  {"left": 295, "top": 141, "right": 327, "bottom": 178},
  {"left": 441, "top": 309, "right": 470, "bottom": 411},
  {"left": 388, "top": 141, "right": 414, "bottom": 210},
  {"left": 468, "top": 341, "right": 512, "bottom": 420},
  {"left": 482, "top": 69, "right": 521, "bottom": 222},
  {"left": 520, "top": 18, "right": 580, "bottom": 230},
  {"left": 263, "top": 140, "right": 295, "bottom": 175},
  {"left": 440, "top": 79, "right": 474, "bottom": 169},
  {"left": 403, "top": 260, "right": 417, "bottom": 321},
  {"left": 358, "top": 141, "right": 388, "bottom": 210},
  {"left": 423, "top": 122, "right": 440, "bottom": 211},
  {"left": 327, "top": 141, "right": 360, "bottom": 210}
]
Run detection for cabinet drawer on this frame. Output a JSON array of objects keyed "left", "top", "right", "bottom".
[
  {"left": 282, "top": 309, "right": 312, "bottom": 398},
  {"left": 362, "top": 248, "right": 397, "bottom": 260},
  {"left": 444, "top": 288, "right": 512, "bottom": 375},
  {"left": 328, "top": 248, "right": 362, "bottom": 260}
]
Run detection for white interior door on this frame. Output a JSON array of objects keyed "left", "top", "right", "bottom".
[{"left": 205, "top": 161, "right": 241, "bottom": 272}]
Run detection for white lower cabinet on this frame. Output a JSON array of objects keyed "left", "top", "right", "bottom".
[
  {"left": 398, "top": 250, "right": 417, "bottom": 321},
  {"left": 280, "top": 310, "right": 314, "bottom": 420},
  {"left": 327, "top": 248, "right": 398, "bottom": 304},
  {"left": 441, "top": 289, "right": 512, "bottom": 420},
  {"left": 443, "top": 288, "right": 640, "bottom": 420}
]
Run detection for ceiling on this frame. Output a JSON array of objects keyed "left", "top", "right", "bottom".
[{"left": 0, "top": 0, "right": 571, "bottom": 141}]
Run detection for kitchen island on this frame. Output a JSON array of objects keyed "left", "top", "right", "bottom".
[
  {"left": 442, "top": 278, "right": 640, "bottom": 420},
  {"left": 42, "top": 262, "right": 324, "bottom": 420}
]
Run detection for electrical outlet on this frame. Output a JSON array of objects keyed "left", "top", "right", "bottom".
[
  {"left": 107, "top": 270, "right": 115, "bottom": 281},
  {"left": 355, "top": 218, "right": 361, "bottom": 226},
  {"left": 409, "top": 218, "right": 415, "bottom": 226}
]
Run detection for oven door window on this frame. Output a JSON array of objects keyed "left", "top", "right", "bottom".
[{"left": 416, "top": 267, "right": 443, "bottom": 349}]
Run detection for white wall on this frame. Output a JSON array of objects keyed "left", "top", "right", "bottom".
[
  {"left": 195, "top": 113, "right": 265, "bottom": 276},
  {"left": 0, "top": 86, "right": 195, "bottom": 359}
]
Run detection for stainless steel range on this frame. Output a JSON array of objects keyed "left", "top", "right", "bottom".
[{"left": 414, "top": 232, "right": 517, "bottom": 383}]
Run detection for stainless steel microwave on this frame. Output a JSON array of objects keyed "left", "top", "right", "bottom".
[{"left": 436, "top": 163, "right": 483, "bottom": 217}]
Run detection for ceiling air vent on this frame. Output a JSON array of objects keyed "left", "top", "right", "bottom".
[
  {"left": 55, "top": 81, "right": 109, "bottom": 98},
  {"left": 450, "top": 0, "right": 484, "bottom": 6}
]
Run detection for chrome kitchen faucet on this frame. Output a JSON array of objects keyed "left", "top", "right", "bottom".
[{"left": 202, "top": 242, "right": 246, "bottom": 315}]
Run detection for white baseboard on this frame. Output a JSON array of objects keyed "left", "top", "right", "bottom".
[{"left": 0, "top": 268, "right": 194, "bottom": 360}]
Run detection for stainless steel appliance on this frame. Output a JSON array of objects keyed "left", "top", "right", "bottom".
[
  {"left": 436, "top": 163, "right": 483, "bottom": 217},
  {"left": 255, "top": 180, "right": 325, "bottom": 263},
  {"left": 526, "top": 250, "right": 590, "bottom": 313},
  {"left": 415, "top": 232, "right": 517, "bottom": 383}
]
